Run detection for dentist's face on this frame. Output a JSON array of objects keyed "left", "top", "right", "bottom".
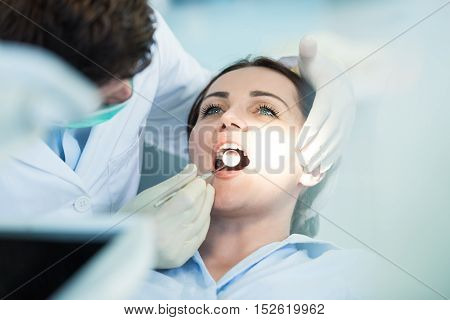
[
  {"left": 99, "top": 78, "right": 133, "bottom": 105},
  {"left": 189, "top": 67, "right": 307, "bottom": 216}
]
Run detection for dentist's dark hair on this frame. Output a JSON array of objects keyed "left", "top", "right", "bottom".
[
  {"left": 0, "top": 0, "right": 155, "bottom": 85},
  {"left": 187, "top": 57, "right": 315, "bottom": 136}
]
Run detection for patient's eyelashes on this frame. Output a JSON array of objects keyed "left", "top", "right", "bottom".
[
  {"left": 257, "top": 104, "right": 280, "bottom": 118},
  {"left": 200, "top": 103, "right": 224, "bottom": 118},
  {"left": 199, "top": 103, "right": 280, "bottom": 119}
]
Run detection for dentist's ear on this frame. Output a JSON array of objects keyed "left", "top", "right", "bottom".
[{"left": 299, "top": 167, "right": 325, "bottom": 187}]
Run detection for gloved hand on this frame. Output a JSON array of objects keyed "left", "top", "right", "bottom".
[
  {"left": 120, "top": 164, "right": 215, "bottom": 269},
  {"left": 280, "top": 36, "right": 356, "bottom": 175}
]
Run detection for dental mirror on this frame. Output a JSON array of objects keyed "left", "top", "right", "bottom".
[{"left": 222, "top": 149, "right": 241, "bottom": 168}]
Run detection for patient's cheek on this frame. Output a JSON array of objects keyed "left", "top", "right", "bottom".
[{"left": 188, "top": 127, "right": 214, "bottom": 173}]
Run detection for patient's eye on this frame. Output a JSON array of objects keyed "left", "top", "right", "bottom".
[
  {"left": 257, "top": 104, "right": 279, "bottom": 118},
  {"left": 200, "top": 104, "right": 223, "bottom": 118}
]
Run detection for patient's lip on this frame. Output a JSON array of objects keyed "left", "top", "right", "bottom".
[{"left": 214, "top": 169, "right": 241, "bottom": 179}]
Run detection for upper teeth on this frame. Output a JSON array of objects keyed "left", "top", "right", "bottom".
[
  {"left": 217, "top": 143, "right": 246, "bottom": 158},
  {"left": 219, "top": 143, "right": 242, "bottom": 151}
]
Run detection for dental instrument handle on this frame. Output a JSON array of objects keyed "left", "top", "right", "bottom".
[
  {"left": 198, "top": 172, "right": 213, "bottom": 180},
  {"left": 198, "top": 165, "right": 226, "bottom": 180}
]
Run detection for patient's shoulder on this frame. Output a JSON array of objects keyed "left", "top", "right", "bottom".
[
  {"left": 287, "top": 233, "right": 374, "bottom": 268},
  {"left": 286, "top": 235, "right": 380, "bottom": 298},
  {"left": 286, "top": 233, "right": 341, "bottom": 257}
]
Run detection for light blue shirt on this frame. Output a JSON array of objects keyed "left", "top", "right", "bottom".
[
  {"left": 45, "top": 127, "right": 91, "bottom": 170},
  {"left": 136, "top": 234, "right": 373, "bottom": 299}
]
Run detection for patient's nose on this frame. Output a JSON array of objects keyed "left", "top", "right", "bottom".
[{"left": 219, "top": 109, "right": 248, "bottom": 131}]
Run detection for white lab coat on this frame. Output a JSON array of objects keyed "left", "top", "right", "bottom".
[{"left": 0, "top": 11, "right": 210, "bottom": 217}]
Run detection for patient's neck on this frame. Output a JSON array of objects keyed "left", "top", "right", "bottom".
[{"left": 199, "top": 200, "right": 295, "bottom": 282}]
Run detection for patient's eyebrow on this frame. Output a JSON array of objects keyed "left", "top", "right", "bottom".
[
  {"left": 250, "top": 90, "right": 289, "bottom": 108},
  {"left": 204, "top": 91, "right": 229, "bottom": 99}
]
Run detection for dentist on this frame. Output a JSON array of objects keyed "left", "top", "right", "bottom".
[{"left": 0, "top": 0, "right": 354, "bottom": 269}]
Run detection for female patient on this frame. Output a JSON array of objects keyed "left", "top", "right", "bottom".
[{"left": 139, "top": 57, "right": 370, "bottom": 299}]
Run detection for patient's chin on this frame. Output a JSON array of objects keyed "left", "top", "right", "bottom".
[
  {"left": 212, "top": 192, "right": 248, "bottom": 216},
  {"left": 213, "top": 193, "right": 236, "bottom": 210}
]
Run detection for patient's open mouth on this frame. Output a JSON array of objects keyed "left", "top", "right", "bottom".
[{"left": 215, "top": 143, "right": 250, "bottom": 171}]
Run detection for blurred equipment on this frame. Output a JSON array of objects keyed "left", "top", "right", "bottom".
[
  {"left": 0, "top": 214, "right": 155, "bottom": 299},
  {"left": 0, "top": 42, "right": 100, "bottom": 157},
  {"left": 0, "top": 43, "right": 153, "bottom": 300}
]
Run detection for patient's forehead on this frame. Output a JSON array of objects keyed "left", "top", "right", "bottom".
[{"left": 207, "top": 67, "right": 299, "bottom": 105}]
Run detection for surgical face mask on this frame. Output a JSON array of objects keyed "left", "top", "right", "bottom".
[
  {"left": 64, "top": 80, "right": 133, "bottom": 129},
  {"left": 64, "top": 101, "right": 127, "bottom": 129}
]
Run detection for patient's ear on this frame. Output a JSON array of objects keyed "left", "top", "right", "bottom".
[{"left": 299, "top": 168, "right": 325, "bottom": 187}]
